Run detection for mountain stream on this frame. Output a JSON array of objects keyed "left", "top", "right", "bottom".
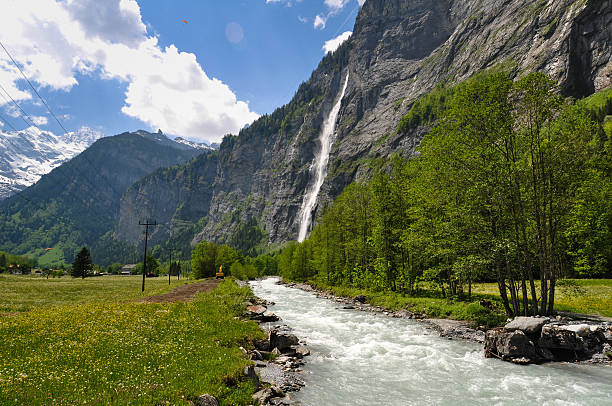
[{"left": 250, "top": 278, "right": 612, "bottom": 405}]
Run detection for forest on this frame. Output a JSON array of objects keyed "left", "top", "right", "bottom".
[{"left": 273, "top": 72, "right": 612, "bottom": 317}]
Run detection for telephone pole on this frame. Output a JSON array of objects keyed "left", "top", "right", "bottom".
[
  {"left": 139, "top": 220, "right": 157, "bottom": 292},
  {"left": 168, "top": 246, "right": 173, "bottom": 286}
]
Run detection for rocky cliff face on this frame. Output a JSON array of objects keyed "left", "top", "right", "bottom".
[{"left": 116, "top": 0, "right": 612, "bottom": 250}]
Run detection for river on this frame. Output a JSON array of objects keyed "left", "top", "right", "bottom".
[{"left": 249, "top": 278, "right": 612, "bottom": 406}]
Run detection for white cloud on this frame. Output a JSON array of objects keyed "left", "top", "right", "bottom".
[
  {"left": 0, "top": 0, "right": 259, "bottom": 143},
  {"left": 313, "top": 0, "right": 363, "bottom": 30},
  {"left": 314, "top": 14, "right": 327, "bottom": 30},
  {"left": 323, "top": 31, "right": 352, "bottom": 54},
  {"left": 298, "top": 16, "right": 308, "bottom": 24},
  {"left": 31, "top": 115, "right": 48, "bottom": 125}
]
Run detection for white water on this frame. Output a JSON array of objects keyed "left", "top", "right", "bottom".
[
  {"left": 250, "top": 278, "right": 612, "bottom": 406},
  {"left": 297, "top": 73, "right": 350, "bottom": 242}
]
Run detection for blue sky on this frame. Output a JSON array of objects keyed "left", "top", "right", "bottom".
[{"left": 0, "top": 0, "right": 363, "bottom": 143}]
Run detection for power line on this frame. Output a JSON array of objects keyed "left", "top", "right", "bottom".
[
  {"left": 0, "top": 41, "right": 69, "bottom": 135},
  {"left": 0, "top": 82, "right": 38, "bottom": 129},
  {"left": 0, "top": 111, "right": 20, "bottom": 132}
]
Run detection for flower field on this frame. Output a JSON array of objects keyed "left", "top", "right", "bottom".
[{"left": 0, "top": 278, "right": 265, "bottom": 405}]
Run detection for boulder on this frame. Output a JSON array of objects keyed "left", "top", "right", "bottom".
[
  {"left": 485, "top": 328, "right": 538, "bottom": 362},
  {"left": 269, "top": 329, "right": 299, "bottom": 352},
  {"left": 560, "top": 324, "right": 591, "bottom": 337},
  {"left": 504, "top": 317, "right": 549, "bottom": 335},
  {"left": 252, "top": 388, "right": 273, "bottom": 405},
  {"left": 539, "top": 325, "right": 581, "bottom": 351},
  {"left": 254, "top": 338, "right": 270, "bottom": 351},
  {"left": 196, "top": 394, "right": 219, "bottom": 406},
  {"left": 295, "top": 346, "right": 310, "bottom": 357},
  {"left": 353, "top": 295, "right": 367, "bottom": 304},
  {"left": 247, "top": 305, "right": 267, "bottom": 315},
  {"left": 258, "top": 313, "right": 281, "bottom": 323}
]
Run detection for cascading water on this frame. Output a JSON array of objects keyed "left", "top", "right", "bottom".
[
  {"left": 297, "top": 72, "right": 350, "bottom": 242},
  {"left": 250, "top": 278, "right": 612, "bottom": 406}
]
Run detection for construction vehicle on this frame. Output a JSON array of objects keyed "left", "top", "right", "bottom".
[{"left": 215, "top": 265, "right": 224, "bottom": 279}]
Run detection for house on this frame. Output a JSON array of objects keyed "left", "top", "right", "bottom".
[{"left": 121, "top": 264, "right": 138, "bottom": 275}]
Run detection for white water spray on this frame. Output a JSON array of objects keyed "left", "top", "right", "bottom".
[{"left": 297, "top": 72, "right": 350, "bottom": 242}]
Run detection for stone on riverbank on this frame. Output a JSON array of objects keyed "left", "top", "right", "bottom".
[
  {"left": 504, "top": 317, "right": 549, "bottom": 335},
  {"left": 196, "top": 394, "right": 219, "bottom": 406},
  {"left": 485, "top": 316, "right": 609, "bottom": 364}
]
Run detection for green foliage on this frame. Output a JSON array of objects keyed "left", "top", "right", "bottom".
[
  {"left": 71, "top": 246, "right": 93, "bottom": 279},
  {"left": 191, "top": 241, "right": 242, "bottom": 279},
  {"left": 397, "top": 84, "right": 456, "bottom": 132},
  {"left": 192, "top": 240, "right": 220, "bottom": 279},
  {"left": 136, "top": 255, "right": 160, "bottom": 277},
  {"left": 280, "top": 71, "right": 610, "bottom": 319},
  {"left": 229, "top": 217, "right": 267, "bottom": 257},
  {"left": 0, "top": 250, "right": 36, "bottom": 272}
]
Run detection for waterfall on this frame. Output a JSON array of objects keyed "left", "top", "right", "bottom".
[{"left": 297, "top": 72, "right": 350, "bottom": 242}]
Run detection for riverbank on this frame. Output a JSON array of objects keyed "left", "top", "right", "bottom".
[
  {"left": 249, "top": 278, "right": 612, "bottom": 405},
  {"left": 275, "top": 278, "right": 612, "bottom": 366}
]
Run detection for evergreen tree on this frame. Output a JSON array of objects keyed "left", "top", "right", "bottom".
[{"left": 71, "top": 247, "right": 93, "bottom": 279}]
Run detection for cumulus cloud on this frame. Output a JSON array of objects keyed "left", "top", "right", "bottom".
[
  {"left": 0, "top": 0, "right": 259, "bottom": 143},
  {"left": 322, "top": 31, "right": 352, "bottom": 54}
]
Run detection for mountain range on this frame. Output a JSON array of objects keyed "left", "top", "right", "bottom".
[
  {"left": 0, "top": 126, "right": 103, "bottom": 200},
  {"left": 1, "top": 0, "right": 611, "bottom": 266},
  {"left": 0, "top": 130, "right": 206, "bottom": 265}
]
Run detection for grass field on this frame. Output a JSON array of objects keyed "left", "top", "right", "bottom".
[
  {"left": 0, "top": 274, "right": 190, "bottom": 313},
  {"left": 471, "top": 279, "right": 612, "bottom": 318},
  {"left": 0, "top": 276, "right": 264, "bottom": 405}
]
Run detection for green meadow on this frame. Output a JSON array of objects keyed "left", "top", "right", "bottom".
[{"left": 0, "top": 276, "right": 264, "bottom": 405}]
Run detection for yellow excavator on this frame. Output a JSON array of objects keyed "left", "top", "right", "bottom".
[{"left": 215, "top": 264, "right": 224, "bottom": 279}]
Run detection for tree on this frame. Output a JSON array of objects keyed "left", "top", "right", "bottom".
[
  {"left": 0, "top": 253, "right": 6, "bottom": 271},
  {"left": 71, "top": 246, "right": 93, "bottom": 279},
  {"left": 192, "top": 240, "right": 219, "bottom": 279},
  {"left": 169, "top": 261, "right": 181, "bottom": 276},
  {"left": 137, "top": 255, "right": 160, "bottom": 277}
]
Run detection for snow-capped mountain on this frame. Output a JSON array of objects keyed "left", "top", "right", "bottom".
[
  {"left": 173, "top": 136, "right": 214, "bottom": 150},
  {"left": 0, "top": 126, "right": 104, "bottom": 199}
]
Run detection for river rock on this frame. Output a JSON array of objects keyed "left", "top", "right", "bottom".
[
  {"left": 485, "top": 328, "right": 539, "bottom": 362},
  {"left": 539, "top": 325, "right": 581, "bottom": 351},
  {"left": 196, "top": 394, "right": 219, "bottom": 406},
  {"left": 295, "top": 346, "right": 310, "bottom": 357},
  {"left": 269, "top": 329, "right": 299, "bottom": 352},
  {"left": 248, "top": 305, "right": 268, "bottom": 315},
  {"left": 504, "top": 317, "right": 549, "bottom": 335},
  {"left": 255, "top": 338, "right": 270, "bottom": 351}
]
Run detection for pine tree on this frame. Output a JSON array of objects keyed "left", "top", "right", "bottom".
[{"left": 71, "top": 247, "right": 93, "bottom": 279}]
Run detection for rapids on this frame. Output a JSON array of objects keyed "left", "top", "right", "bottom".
[{"left": 250, "top": 278, "right": 612, "bottom": 406}]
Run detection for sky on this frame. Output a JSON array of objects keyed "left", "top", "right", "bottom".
[{"left": 0, "top": 0, "right": 364, "bottom": 144}]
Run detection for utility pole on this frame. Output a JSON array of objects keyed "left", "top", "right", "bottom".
[
  {"left": 139, "top": 220, "right": 157, "bottom": 292},
  {"left": 168, "top": 246, "right": 173, "bottom": 286}
]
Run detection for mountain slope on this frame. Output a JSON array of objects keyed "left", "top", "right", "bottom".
[
  {"left": 116, "top": 0, "right": 612, "bottom": 254},
  {"left": 0, "top": 126, "right": 103, "bottom": 199},
  {"left": 0, "top": 130, "right": 204, "bottom": 265}
]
